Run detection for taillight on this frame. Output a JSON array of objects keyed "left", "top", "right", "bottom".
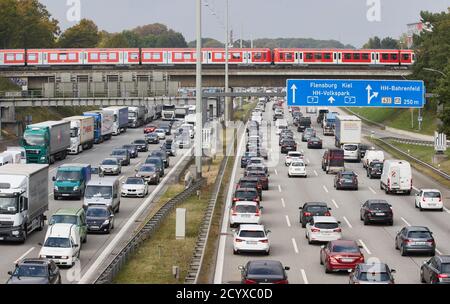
[
  {"left": 311, "top": 228, "right": 320, "bottom": 233},
  {"left": 232, "top": 208, "right": 237, "bottom": 216},
  {"left": 273, "top": 279, "right": 289, "bottom": 284},
  {"left": 304, "top": 212, "right": 312, "bottom": 217},
  {"left": 235, "top": 238, "right": 244, "bottom": 243},
  {"left": 255, "top": 209, "right": 260, "bottom": 217},
  {"left": 387, "top": 178, "right": 390, "bottom": 188},
  {"left": 334, "top": 228, "right": 342, "bottom": 233},
  {"left": 324, "top": 212, "right": 331, "bottom": 216},
  {"left": 244, "top": 279, "right": 257, "bottom": 284},
  {"left": 404, "top": 239, "right": 412, "bottom": 243},
  {"left": 426, "top": 239, "right": 435, "bottom": 245},
  {"left": 233, "top": 198, "right": 238, "bottom": 202},
  {"left": 438, "top": 274, "right": 449, "bottom": 279},
  {"left": 259, "top": 239, "right": 269, "bottom": 243}
]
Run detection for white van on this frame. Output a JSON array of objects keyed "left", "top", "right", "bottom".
[
  {"left": 275, "top": 119, "right": 288, "bottom": 135},
  {"left": 83, "top": 177, "right": 121, "bottom": 213},
  {"left": 342, "top": 144, "right": 360, "bottom": 162},
  {"left": 0, "top": 152, "right": 13, "bottom": 166},
  {"left": 39, "top": 223, "right": 81, "bottom": 267},
  {"left": 380, "top": 160, "right": 412, "bottom": 195},
  {"left": 6, "top": 147, "right": 27, "bottom": 164},
  {"left": 363, "top": 150, "right": 385, "bottom": 168}
]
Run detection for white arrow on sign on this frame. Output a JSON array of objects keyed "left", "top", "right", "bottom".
[
  {"left": 366, "top": 85, "right": 379, "bottom": 105},
  {"left": 328, "top": 97, "right": 335, "bottom": 104},
  {"left": 291, "top": 84, "right": 297, "bottom": 104}
]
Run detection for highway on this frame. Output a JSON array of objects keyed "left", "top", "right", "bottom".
[
  {"left": 216, "top": 102, "right": 450, "bottom": 284},
  {"left": 0, "top": 119, "right": 191, "bottom": 284}
]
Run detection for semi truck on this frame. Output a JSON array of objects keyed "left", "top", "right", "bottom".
[
  {"left": 53, "top": 163, "right": 91, "bottom": 200},
  {"left": 155, "top": 104, "right": 163, "bottom": 119},
  {"left": 128, "top": 106, "right": 146, "bottom": 128},
  {"left": 83, "top": 110, "right": 114, "bottom": 143},
  {"left": 22, "top": 121, "right": 71, "bottom": 164},
  {"left": 162, "top": 104, "right": 176, "bottom": 121},
  {"left": 145, "top": 105, "right": 156, "bottom": 123},
  {"left": 0, "top": 164, "right": 49, "bottom": 243},
  {"left": 63, "top": 116, "right": 95, "bottom": 154},
  {"left": 102, "top": 106, "right": 129, "bottom": 135}
]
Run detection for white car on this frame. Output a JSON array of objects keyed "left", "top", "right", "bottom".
[
  {"left": 154, "top": 129, "right": 166, "bottom": 140},
  {"left": 39, "top": 223, "right": 80, "bottom": 267},
  {"left": 415, "top": 189, "right": 443, "bottom": 211},
  {"left": 285, "top": 151, "right": 304, "bottom": 166},
  {"left": 233, "top": 224, "right": 270, "bottom": 255},
  {"left": 288, "top": 160, "right": 307, "bottom": 178},
  {"left": 306, "top": 216, "right": 342, "bottom": 244},
  {"left": 121, "top": 177, "right": 149, "bottom": 198},
  {"left": 230, "top": 201, "right": 263, "bottom": 228}
]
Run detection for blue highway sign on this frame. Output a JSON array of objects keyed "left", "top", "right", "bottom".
[{"left": 286, "top": 79, "right": 425, "bottom": 108}]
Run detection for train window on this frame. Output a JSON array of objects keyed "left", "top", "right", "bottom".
[
  {"left": 305, "top": 53, "right": 313, "bottom": 60},
  {"left": 28, "top": 54, "right": 37, "bottom": 61},
  {"left": 130, "top": 53, "right": 139, "bottom": 60},
  {"left": 16, "top": 54, "right": 24, "bottom": 60},
  {"left": 362, "top": 53, "right": 369, "bottom": 60},
  {"left": 232, "top": 53, "right": 241, "bottom": 59},
  {"left": 343, "top": 53, "right": 352, "bottom": 60},
  {"left": 99, "top": 53, "right": 108, "bottom": 60},
  {"left": 68, "top": 53, "right": 76, "bottom": 60},
  {"left": 324, "top": 53, "right": 331, "bottom": 60},
  {"left": 381, "top": 54, "right": 389, "bottom": 60},
  {"left": 402, "top": 54, "right": 410, "bottom": 61},
  {"left": 6, "top": 54, "right": 14, "bottom": 61},
  {"left": 143, "top": 53, "right": 151, "bottom": 60},
  {"left": 50, "top": 53, "right": 58, "bottom": 60},
  {"left": 60, "top": 54, "right": 67, "bottom": 60},
  {"left": 263, "top": 53, "right": 267, "bottom": 60},
  {"left": 254, "top": 52, "right": 262, "bottom": 60},
  {"left": 174, "top": 53, "right": 182, "bottom": 60},
  {"left": 391, "top": 54, "right": 398, "bottom": 60},
  {"left": 183, "top": 53, "right": 191, "bottom": 60},
  {"left": 214, "top": 53, "right": 223, "bottom": 60},
  {"left": 91, "top": 53, "right": 98, "bottom": 60},
  {"left": 109, "top": 53, "right": 117, "bottom": 60},
  {"left": 153, "top": 53, "right": 161, "bottom": 60},
  {"left": 279, "top": 53, "right": 284, "bottom": 60},
  {"left": 285, "top": 53, "right": 293, "bottom": 60},
  {"left": 353, "top": 53, "right": 360, "bottom": 60},
  {"left": 314, "top": 53, "right": 322, "bottom": 60}
]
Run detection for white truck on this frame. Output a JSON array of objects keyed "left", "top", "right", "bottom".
[
  {"left": 63, "top": 116, "right": 95, "bottom": 154},
  {"left": 184, "top": 114, "right": 196, "bottom": 127},
  {"left": 128, "top": 106, "right": 146, "bottom": 128},
  {"left": 380, "top": 160, "right": 412, "bottom": 195},
  {"left": 0, "top": 164, "right": 48, "bottom": 243},
  {"left": 4, "top": 147, "right": 26, "bottom": 164},
  {"left": 335, "top": 115, "right": 362, "bottom": 161}
]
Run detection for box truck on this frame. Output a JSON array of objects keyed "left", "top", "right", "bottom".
[
  {"left": 4, "top": 147, "right": 26, "bottom": 164},
  {"left": 53, "top": 164, "right": 92, "bottom": 200},
  {"left": 103, "top": 106, "right": 128, "bottom": 135},
  {"left": 63, "top": 116, "right": 95, "bottom": 154},
  {"left": 335, "top": 115, "right": 362, "bottom": 161},
  {"left": 22, "top": 121, "right": 71, "bottom": 164},
  {"left": 128, "top": 106, "right": 146, "bottom": 128},
  {"left": 83, "top": 110, "right": 114, "bottom": 143},
  {"left": 0, "top": 164, "right": 48, "bottom": 242}
]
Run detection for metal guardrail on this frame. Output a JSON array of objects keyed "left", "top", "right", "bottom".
[
  {"left": 94, "top": 178, "right": 204, "bottom": 284},
  {"left": 343, "top": 107, "right": 386, "bottom": 129},
  {"left": 377, "top": 137, "right": 450, "bottom": 181},
  {"left": 184, "top": 156, "right": 229, "bottom": 284},
  {"left": 383, "top": 136, "right": 450, "bottom": 148}
]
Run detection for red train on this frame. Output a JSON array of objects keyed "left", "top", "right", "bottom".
[{"left": 0, "top": 48, "right": 415, "bottom": 67}]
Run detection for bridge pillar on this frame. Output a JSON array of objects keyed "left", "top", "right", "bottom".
[{"left": 0, "top": 104, "right": 18, "bottom": 139}]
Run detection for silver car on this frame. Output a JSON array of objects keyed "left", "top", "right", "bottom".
[{"left": 100, "top": 158, "right": 121, "bottom": 175}]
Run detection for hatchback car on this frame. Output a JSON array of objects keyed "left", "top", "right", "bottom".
[
  {"left": 150, "top": 150, "right": 170, "bottom": 168},
  {"left": 239, "top": 260, "right": 289, "bottom": 284},
  {"left": 280, "top": 139, "right": 297, "bottom": 154},
  {"left": 146, "top": 132, "right": 160, "bottom": 144},
  {"left": 306, "top": 216, "right": 342, "bottom": 244},
  {"left": 230, "top": 201, "right": 263, "bottom": 228},
  {"left": 307, "top": 137, "right": 323, "bottom": 149},
  {"left": 110, "top": 149, "right": 130, "bottom": 166},
  {"left": 395, "top": 226, "right": 435, "bottom": 256},
  {"left": 349, "top": 263, "right": 396, "bottom": 284},
  {"left": 320, "top": 240, "right": 365, "bottom": 273},
  {"left": 288, "top": 160, "right": 307, "bottom": 178},
  {"left": 132, "top": 139, "right": 148, "bottom": 152},
  {"left": 6, "top": 259, "right": 61, "bottom": 284},
  {"left": 360, "top": 199, "right": 393, "bottom": 226},
  {"left": 122, "top": 144, "right": 138, "bottom": 159},
  {"left": 86, "top": 204, "right": 115, "bottom": 234},
  {"left": 334, "top": 171, "right": 358, "bottom": 190},
  {"left": 245, "top": 164, "right": 268, "bottom": 177},
  {"left": 299, "top": 202, "right": 331, "bottom": 228},
  {"left": 415, "top": 189, "right": 443, "bottom": 211},
  {"left": 99, "top": 158, "right": 121, "bottom": 175},
  {"left": 233, "top": 225, "right": 270, "bottom": 255},
  {"left": 135, "top": 164, "right": 160, "bottom": 185},
  {"left": 162, "top": 139, "right": 176, "bottom": 156},
  {"left": 366, "top": 161, "right": 383, "bottom": 179},
  {"left": 121, "top": 177, "right": 148, "bottom": 198},
  {"left": 302, "top": 128, "right": 316, "bottom": 142},
  {"left": 285, "top": 151, "right": 304, "bottom": 166},
  {"left": 144, "top": 157, "right": 165, "bottom": 177},
  {"left": 421, "top": 255, "right": 450, "bottom": 284},
  {"left": 233, "top": 188, "right": 260, "bottom": 204}
]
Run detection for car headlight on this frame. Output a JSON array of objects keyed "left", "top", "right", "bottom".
[
  {"left": 54, "top": 186, "right": 58, "bottom": 191},
  {"left": 40, "top": 156, "right": 46, "bottom": 160},
  {"left": 136, "top": 174, "right": 141, "bottom": 178},
  {"left": 73, "top": 186, "right": 79, "bottom": 191},
  {"left": 40, "top": 255, "right": 46, "bottom": 259},
  {"left": 103, "top": 220, "right": 110, "bottom": 225}
]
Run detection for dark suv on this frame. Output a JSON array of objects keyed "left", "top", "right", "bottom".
[
  {"left": 110, "top": 148, "right": 130, "bottom": 166},
  {"left": 233, "top": 188, "right": 260, "bottom": 203},
  {"left": 367, "top": 161, "right": 383, "bottom": 179},
  {"left": 236, "top": 177, "right": 263, "bottom": 200},
  {"left": 421, "top": 255, "right": 450, "bottom": 284},
  {"left": 239, "top": 260, "right": 290, "bottom": 284},
  {"left": 281, "top": 139, "right": 297, "bottom": 154},
  {"left": 334, "top": 171, "right": 358, "bottom": 190},
  {"left": 6, "top": 258, "right": 61, "bottom": 284},
  {"left": 360, "top": 199, "right": 393, "bottom": 226},
  {"left": 299, "top": 202, "right": 331, "bottom": 228},
  {"left": 247, "top": 170, "right": 269, "bottom": 190}
]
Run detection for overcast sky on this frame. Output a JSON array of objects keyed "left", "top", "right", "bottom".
[{"left": 40, "top": 0, "right": 450, "bottom": 47}]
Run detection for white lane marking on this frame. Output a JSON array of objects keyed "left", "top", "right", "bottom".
[
  {"left": 285, "top": 215, "right": 291, "bottom": 227},
  {"left": 323, "top": 185, "right": 329, "bottom": 193},
  {"left": 401, "top": 217, "right": 411, "bottom": 227},
  {"left": 306, "top": 158, "right": 310, "bottom": 164},
  {"left": 278, "top": 185, "right": 282, "bottom": 193},
  {"left": 412, "top": 186, "right": 419, "bottom": 192},
  {"left": 368, "top": 187, "right": 377, "bottom": 195},
  {"left": 292, "top": 238, "right": 299, "bottom": 254},
  {"left": 119, "top": 176, "right": 125, "bottom": 181},
  {"left": 443, "top": 207, "right": 450, "bottom": 214},
  {"left": 134, "top": 161, "right": 142, "bottom": 169},
  {"left": 301, "top": 269, "right": 309, "bottom": 284},
  {"left": 359, "top": 240, "right": 372, "bottom": 255},
  {"left": 436, "top": 248, "right": 443, "bottom": 255},
  {"left": 314, "top": 170, "right": 318, "bottom": 177},
  {"left": 72, "top": 156, "right": 81, "bottom": 161},
  {"left": 92, "top": 148, "right": 98, "bottom": 152},
  {"left": 48, "top": 193, "right": 53, "bottom": 197},
  {"left": 331, "top": 199, "right": 339, "bottom": 209},
  {"left": 79, "top": 147, "right": 193, "bottom": 284},
  {"left": 14, "top": 247, "right": 35, "bottom": 264},
  {"left": 274, "top": 169, "right": 278, "bottom": 175},
  {"left": 281, "top": 198, "right": 286, "bottom": 208},
  {"left": 343, "top": 216, "right": 353, "bottom": 228}
]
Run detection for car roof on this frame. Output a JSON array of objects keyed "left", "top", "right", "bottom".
[
  {"left": 313, "top": 216, "right": 338, "bottom": 223},
  {"left": 248, "top": 260, "right": 283, "bottom": 267},
  {"left": 340, "top": 171, "right": 356, "bottom": 175},
  {"left": 405, "top": 226, "right": 431, "bottom": 232},
  {"left": 366, "top": 199, "right": 389, "bottom": 204},
  {"left": 239, "top": 177, "right": 259, "bottom": 182},
  {"left": 240, "top": 224, "right": 265, "bottom": 231},
  {"left": 103, "top": 157, "right": 118, "bottom": 162},
  {"left": 420, "top": 189, "right": 441, "bottom": 192},
  {"left": 18, "top": 258, "right": 51, "bottom": 266}
]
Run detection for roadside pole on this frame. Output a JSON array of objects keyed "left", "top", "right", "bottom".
[{"left": 195, "top": 0, "right": 203, "bottom": 179}]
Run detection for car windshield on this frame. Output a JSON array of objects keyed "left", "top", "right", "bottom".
[
  {"left": 148, "top": 133, "right": 158, "bottom": 137},
  {"left": 140, "top": 166, "right": 156, "bottom": 172},
  {"left": 291, "top": 162, "right": 305, "bottom": 167},
  {"left": 240, "top": 182, "right": 257, "bottom": 188},
  {"left": 248, "top": 264, "right": 283, "bottom": 276},
  {"left": 102, "top": 159, "right": 117, "bottom": 165},
  {"left": 126, "top": 178, "right": 144, "bottom": 184},
  {"left": 123, "top": 145, "right": 133, "bottom": 150},
  {"left": 289, "top": 153, "right": 302, "bottom": 157},
  {"left": 424, "top": 192, "right": 441, "bottom": 198},
  {"left": 85, "top": 186, "right": 112, "bottom": 199},
  {"left": 0, "top": 196, "right": 18, "bottom": 214},
  {"left": 239, "top": 230, "right": 265, "bottom": 238},
  {"left": 235, "top": 191, "right": 256, "bottom": 199},
  {"left": 341, "top": 173, "right": 355, "bottom": 179},
  {"left": 235, "top": 205, "right": 257, "bottom": 213},
  {"left": 407, "top": 231, "right": 432, "bottom": 239},
  {"left": 13, "top": 265, "right": 48, "bottom": 278},
  {"left": 315, "top": 222, "right": 339, "bottom": 229},
  {"left": 333, "top": 245, "right": 360, "bottom": 253},
  {"left": 56, "top": 171, "right": 81, "bottom": 181},
  {"left": 145, "top": 159, "right": 160, "bottom": 166},
  {"left": 344, "top": 145, "right": 358, "bottom": 151},
  {"left": 441, "top": 264, "right": 450, "bottom": 273},
  {"left": 50, "top": 215, "right": 77, "bottom": 225},
  {"left": 371, "top": 163, "right": 383, "bottom": 169},
  {"left": 44, "top": 237, "right": 71, "bottom": 248},
  {"left": 358, "top": 272, "right": 390, "bottom": 282},
  {"left": 156, "top": 129, "right": 165, "bottom": 133},
  {"left": 112, "top": 150, "right": 126, "bottom": 156},
  {"left": 86, "top": 207, "right": 110, "bottom": 217},
  {"left": 134, "top": 140, "right": 146, "bottom": 144}
]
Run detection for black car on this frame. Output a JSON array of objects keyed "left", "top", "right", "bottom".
[
  {"left": 110, "top": 148, "right": 130, "bottom": 166},
  {"left": 280, "top": 139, "right": 297, "bottom": 154},
  {"left": 307, "top": 137, "right": 323, "bottom": 149},
  {"left": 236, "top": 177, "right": 263, "bottom": 200},
  {"left": 299, "top": 202, "right": 331, "bottom": 228},
  {"left": 86, "top": 205, "right": 115, "bottom": 234},
  {"left": 297, "top": 117, "right": 312, "bottom": 133},
  {"left": 349, "top": 263, "right": 396, "bottom": 284},
  {"left": 232, "top": 188, "right": 260, "bottom": 203},
  {"left": 279, "top": 134, "right": 294, "bottom": 146},
  {"left": 273, "top": 113, "right": 284, "bottom": 121},
  {"left": 360, "top": 199, "right": 393, "bottom": 226},
  {"left": 358, "top": 144, "right": 370, "bottom": 159},
  {"left": 247, "top": 170, "right": 269, "bottom": 191},
  {"left": 421, "top": 255, "right": 450, "bottom": 284},
  {"left": 367, "top": 161, "right": 383, "bottom": 179},
  {"left": 334, "top": 171, "right": 358, "bottom": 190},
  {"left": 160, "top": 124, "right": 171, "bottom": 135},
  {"left": 6, "top": 259, "right": 61, "bottom": 284},
  {"left": 395, "top": 226, "right": 435, "bottom": 256},
  {"left": 239, "top": 260, "right": 290, "bottom": 284},
  {"left": 150, "top": 150, "right": 170, "bottom": 168},
  {"left": 146, "top": 132, "right": 160, "bottom": 144},
  {"left": 132, "top": 139, "right": 148, "bottom": 152},
  {"left": 122, "top": 144, "right": 138, "bottom": 158},
  {"left": 162, "top": 139, "right": 176, "bottom": 156}
]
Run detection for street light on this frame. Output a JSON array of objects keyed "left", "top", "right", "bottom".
[
  {"left": 195, "top": 0, "right": 203, "bottom": 179},
  {"left": 224, "top": 0, "right": 230, "bottom": 125}
]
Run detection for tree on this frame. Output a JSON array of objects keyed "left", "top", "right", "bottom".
[
  {"left": 363, "top": 36, "right": 382, "bottom": 49},
  {"left": 58, "top": 19, "right": 100, "bottom": 48},
  {"left": 435, "top": 62, "right": 450, "bottom": 135},
  {"left": 380, "top": 37, "right": 399, "bottom": 49},
  {"left": 0, "top": 0, "right": 20, "bottom": 48},
  {"left": 99, "top": 33, "right": 130, "bottom": 48}
]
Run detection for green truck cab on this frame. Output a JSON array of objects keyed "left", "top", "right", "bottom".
[
  {"left": 22, "top": 121, "right": 71, "bottom": 164},
  {"left": 49, "top": 208, "right": 88, "bottom": 244},
  {"left": 53, "top": 164, "right": 92, "bottom": 200}
]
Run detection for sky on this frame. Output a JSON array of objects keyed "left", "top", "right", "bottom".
[{"left": 40, "top": 0, "right": 450, "bottom": 47}]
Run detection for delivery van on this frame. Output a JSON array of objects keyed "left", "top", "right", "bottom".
[{"left": 380, "top": 160, "right": 412, "bottom": 195}]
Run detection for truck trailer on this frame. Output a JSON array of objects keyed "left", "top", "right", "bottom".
[
  {"left": 128, "top": 106, "right": 146, "bottom": 128},
  {"left": 0, "top": 164, "right": 49, "bottom": 243},
  {"left": 335, "top": 115, "right": 362, "bottom": 147},
  {"left": 102, "top": 106, "right": 129, "bottom": 135},
  {"left": 63, "top": 116, "right": 95, "bottom": 154},
  {"left": 83, "top": 110, "right": 114, "bottom": 143}
]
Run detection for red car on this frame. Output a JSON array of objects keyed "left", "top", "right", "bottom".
[
  {"left": 144, "top": 125, "right": 157, "bottom": 134},
  {"left": 320, "top": 240, "right": 365, "bottom": 273}
]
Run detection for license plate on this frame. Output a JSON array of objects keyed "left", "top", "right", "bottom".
[
  {"left": 375, "top": 213, "right": 385, "bottom": 216},
  {"left": 0, "top": 237, "right": 4, "bottom": 240},
  {"left": 341, "top": 258, "right": 354, "bottom": 263},
  {"left": 414, "top": 242, "right": 426, "bottom": 246},
  {"left": 241, "top": 214, "right": 251, "bottom": 218},
  {"left": 62, "top": 194, "right": 70, "bottom": 197},
  {"left": 91, "top": 226, "right": 99, "bottom": 229},
  {"left": 247, "top": 241, "right": 257, "bottom": 245}
]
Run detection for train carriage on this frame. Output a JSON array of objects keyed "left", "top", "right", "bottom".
[
  {"left": 0, "top": 49, "right": 26, "bottom": 66},
  {"left": 141, "top": 48, "right": 168, "bottom": 65},
  {"left": 26, "top": 49, "right": 84, "bottom": 65},
  {"left": 84, "top": 48, "right": 140, "bottom": 65}
]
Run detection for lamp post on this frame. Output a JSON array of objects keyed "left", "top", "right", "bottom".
[
  {"left": 195, "top": 0, "right": 203, "bottom": 179},
  {"left": 224, "top": 0, "right": 230, "bottom": 126}
]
